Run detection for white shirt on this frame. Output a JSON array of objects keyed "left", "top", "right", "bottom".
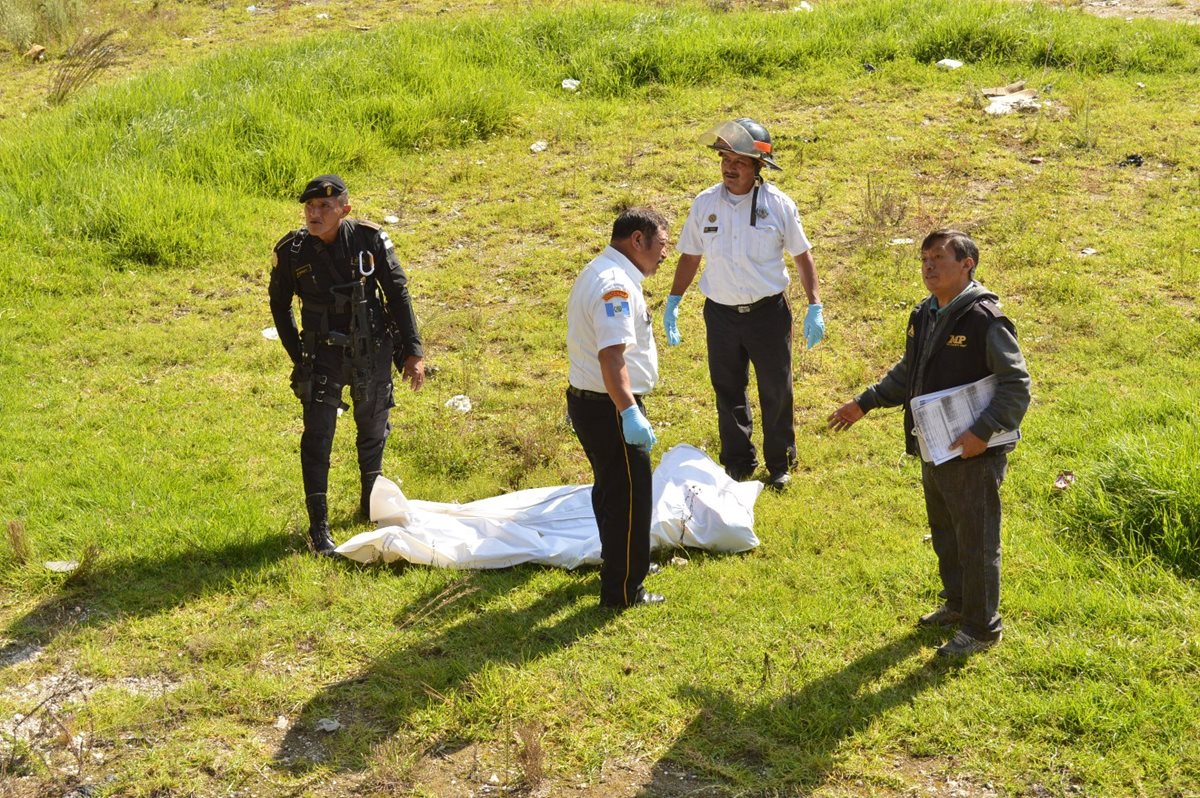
[
  {"left": 677, "top": 181, "right": 812, "bottom": 306},
  {"left": 567, "top": 246, "right": 658, "bottom": 395}
]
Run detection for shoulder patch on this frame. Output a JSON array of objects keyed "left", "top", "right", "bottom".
[
  {"left": 604, "top": 300, "right": 631, "bottom": 319},
  {"left": 602, "top": 289, "right": 629, "bottom": 302}
]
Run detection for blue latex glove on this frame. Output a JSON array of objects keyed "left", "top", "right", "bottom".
[
  {"left": 619, "top": 405, "right": 657, "bottom": 451},
  {"left": 803, "top": 303, "right": 825, "bottom": 349},
  {"left": 663, "top": 294, "right": 683, "bottom": 347}
]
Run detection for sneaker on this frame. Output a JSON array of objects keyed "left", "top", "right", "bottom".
[
  {"left": 725, "top": 466, "right": 755, "bottom": 481},
  {"left": 937, "top": 630, "right": 1001, "bottom": 657},
  {"left": 765, "top": 471, "right": 791, "bottom": 492},
  {"left": 917, "top": 604, "right": 962, "bottom": 628}
]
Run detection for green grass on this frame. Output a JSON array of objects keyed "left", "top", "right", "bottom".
[
  {"left": 2, "top": 1, "right": 1200, "bottom": 796},
  {"left": 1059, "top": 413, "right": 1200, "bottom": 576}
]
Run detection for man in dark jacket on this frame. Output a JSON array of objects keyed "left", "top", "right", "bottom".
[
  {"left": 828, "top": 229, "right": 1030, "bottom": 656},
  {"left": 269, "top": 175, "right": 425, "bottom": 555}
]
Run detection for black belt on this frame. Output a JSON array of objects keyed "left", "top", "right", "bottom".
[
  {"left": 713, "top": 293, "right": 782, "bottom": 314},
  {"left": 567, "top": 385, "right": 642, "bottom": 402}
]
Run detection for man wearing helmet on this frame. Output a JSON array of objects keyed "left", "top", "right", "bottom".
[{"left": 663, "top": 118, "right": 825, "bottom": 491}]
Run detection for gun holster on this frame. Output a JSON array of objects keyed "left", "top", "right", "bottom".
[{"left": 290, "top": 363, "right": 313, "bottom": 404}]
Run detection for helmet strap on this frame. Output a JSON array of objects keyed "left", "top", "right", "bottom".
[{"left": 749, "top": 174, "right": 763, "bottom": 227}]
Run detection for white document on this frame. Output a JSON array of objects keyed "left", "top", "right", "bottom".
[{"left": 911, "top": 374, "right": 1020, "bottom": 465}]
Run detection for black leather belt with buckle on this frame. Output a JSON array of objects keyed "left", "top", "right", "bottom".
[
  {"left": 720, "top": 293, "right": 781, "bottom": 314},
  {"left": 567, "top": 385, "right": 642, "bottom": 402}
]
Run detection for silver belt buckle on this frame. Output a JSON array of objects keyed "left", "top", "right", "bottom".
[{"left": 736, "top": 304, "right": 752, "bottom": 313}]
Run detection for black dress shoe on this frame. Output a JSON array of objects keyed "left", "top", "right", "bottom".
[
  {"left": 725, "top": 466, "right": 756, "bottom": 481},
  {"left": 600, "top": 588, "right": 666, "bottom": 610}
]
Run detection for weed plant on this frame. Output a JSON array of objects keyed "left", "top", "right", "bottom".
[{"left": 47, "top": 29, "right": 121, "bottom": 106}]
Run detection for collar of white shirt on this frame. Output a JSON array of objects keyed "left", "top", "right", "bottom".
[{"left": 600, "top": 245, "right": 645, "bottom": 285}]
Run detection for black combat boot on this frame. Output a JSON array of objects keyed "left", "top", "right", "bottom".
[
  {"left": 359, "top": 471, "right": 381, "bottom": 521},
  {"left": 305, "top": 493, "right": 336, "bottom": 556}
]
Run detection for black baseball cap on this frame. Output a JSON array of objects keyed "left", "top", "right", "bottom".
[{"left": 298, "top": 174, "right": 347, "bottom": 202}]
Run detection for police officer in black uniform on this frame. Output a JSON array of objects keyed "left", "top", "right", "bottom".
[{"left": 269, "top": 175, "right": 425, "bottom": 555}]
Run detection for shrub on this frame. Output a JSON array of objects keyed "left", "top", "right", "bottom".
[
  {"left": 0, "top": 0, "right": 83, "bottom": 51},
  {"left": 1060, "top": 418, "right": 1200, "bottom": 576}
]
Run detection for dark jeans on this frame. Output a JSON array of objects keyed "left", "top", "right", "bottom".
[
  {"left": 566, "top": 389, "right": 652, "bottom": 606},
  {"left": 300, "top": 336, "right": 395, "bottom": 497},
  {"left": 921, "top": 453, "right": 1007, "bottom": 641},
  {"left": 703, "top": 294, "right": 796, "bottom": 475}
]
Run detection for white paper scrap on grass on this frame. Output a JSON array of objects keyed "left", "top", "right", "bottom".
[{"left": 336, "top": 444, "right": 762, "bottom": 569}]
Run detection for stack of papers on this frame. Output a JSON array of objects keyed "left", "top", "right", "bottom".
[{"left": 912, "top": 375, "right": 1020, "bottom": 465}]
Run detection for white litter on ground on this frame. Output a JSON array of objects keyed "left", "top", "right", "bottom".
[
  {"left": 981, "top": 81, "right": 1041, "bottom": 115},
  {"left": 44, "top": 560, "right": 79, "bottom": 573},
  {"left": 444, "top": 394, "right": 472, "bottom": 413}
]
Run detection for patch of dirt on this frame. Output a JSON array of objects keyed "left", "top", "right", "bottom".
[
  {"left": 1, "top": 669, "right": 180, "bottom": 767},
  {"left": 405, "top": 744, "right": 730, "bottom": 798},
  {"left": 1070, "top": 0, "right": 1200, "bottom": 22},
  {"left": 0, "top": 641, "right": 44, "bottom": 668},
  {"left": 880, "top": 756, "right": 1003, "bottom": 797}
]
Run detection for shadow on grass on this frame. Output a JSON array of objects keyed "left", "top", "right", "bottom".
[
  {"left": 635, "top": 629, "right": 958, "bottom": 797},
  {"left": 0, "top": 533, "right": 289, "bottom": 669},
  {"left": 274, "top": 566, "right": 614, "bottom": 774}
]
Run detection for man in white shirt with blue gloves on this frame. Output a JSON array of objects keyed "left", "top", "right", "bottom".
[
  {"left": 663, "top": 118, "right": 825, "bottom": 491},
  {"left": 567, "top": 208, "right": 670, "bottom": 609}
]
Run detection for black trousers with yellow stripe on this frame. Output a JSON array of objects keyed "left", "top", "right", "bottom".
[{"left": 566, "top": 389, "right": 652, "bottom": 607}]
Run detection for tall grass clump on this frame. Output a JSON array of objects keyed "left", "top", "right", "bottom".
[
  {"left": 1059, "top": 419, "right": 1200, "bottom": 576},
  {"left": 48, "top": 28, "right": 121, "bottom": 106},
  {"left": 0, "top": 0, "right": 82, "bottom": 52}
]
